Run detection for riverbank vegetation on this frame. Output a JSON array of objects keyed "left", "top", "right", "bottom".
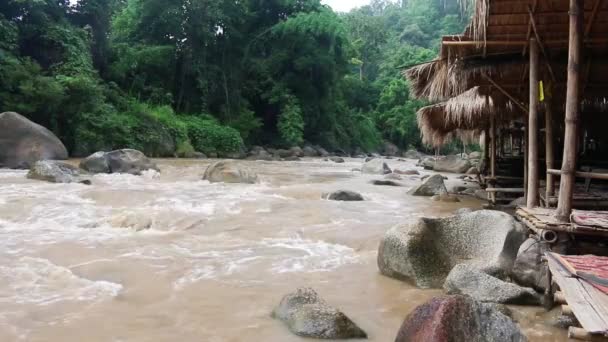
[{"left": 0, "top": 0, "right": 466, "bottom": 156}]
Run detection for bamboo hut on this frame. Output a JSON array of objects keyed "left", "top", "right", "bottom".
[{"left": 405, "top": 0, "right": 608, "bottom": 339}]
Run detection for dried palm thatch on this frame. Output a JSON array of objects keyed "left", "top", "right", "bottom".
[
  {"left": 417, "top": 87, "right": 518, "bottom": 147},
  {"left": 403, "top": 56, "right": 499, "bottom": 102}
]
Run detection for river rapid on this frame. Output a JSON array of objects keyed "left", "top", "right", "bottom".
[{"left": 0, "top": 158, "right": 566, "bottom": 341}]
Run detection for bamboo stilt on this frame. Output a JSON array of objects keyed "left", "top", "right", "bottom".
[
  {"left": 491, "top": 117, "right": 497, "bottom": 204},
  {"left": 545, "top": 91, "right": 555, "bottom": 202},
  {"left": 556, "top": 0, "right": 584, "bottom": 222},
  {"left": 527, "top": 38, "right": 540, "bottom": 208}
]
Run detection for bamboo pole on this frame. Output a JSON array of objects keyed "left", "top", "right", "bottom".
[
  {"left": 491, "top": 117, "right": 497, "bottom": 204},
  {"left": 524, "top": 121, "right": 529, "bottom": 202},
  {"left": 528, "top": 38, "right": 540, "bottom": 208},
  {"left": 556, "top": 0, "right": 584, "bottom": 222},
  {"left": 545, "top": 99, "right": 555, "bottom": 201},
  {"left": 482, "top": 130, "right": 490, "bottom": 175}
]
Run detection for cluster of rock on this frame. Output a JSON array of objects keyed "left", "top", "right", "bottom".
[
  {"left": 374, "top": 209, "right": 552, "bottom": 340},
  {"left": 246, "top": 145, "right": 330, "bottom": 161},
  {"left": 417, "top": 151, "right": 482, "bottom": 175},
  {"left": 26, "top": 149, "right": 161, "bottom": 185}
]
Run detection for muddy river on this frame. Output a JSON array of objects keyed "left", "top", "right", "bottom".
[{"left": 0, "top": 158, "right": 566, "bottom": 341}]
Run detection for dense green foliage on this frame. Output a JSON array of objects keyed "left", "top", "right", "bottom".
[{"left": 0, "top": 0, "right": 465, "bottom": 156}]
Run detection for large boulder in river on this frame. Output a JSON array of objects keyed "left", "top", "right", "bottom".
[
  {"left": 444, "top": 264, "right": 541, "bottom": 305},
  {"left": 203, "top": 160, "right": 258, "bottom": 184},
  {"left": 395, "top": 295, "right": 527, "bottom": 342},
  {"left": 0, "top": 112, "right": 68, "bottom": 169},
  {"left": 403, "top": 149, "right": 423, "bottom": 160},
  {"left": 511, "top": 237, "right": 550, "bottom": 291},
  {"left": 27, "top": 160, "right": 91, "bottom": 184},
  {"left": 80, "top": 149, "right": 159, "bottom": 175},
  {"left": 323, "top": 190, "right": 364, "bottom": 201},
  {"left": 361, "top": 159, "right": 391, "bottom": 175},
  {"left": 272, "top": 288, "right": 367, "bottom": 339},
  {"left": 433, "top": 155, "right": 472, "bottom": 173},
  {"left": 377, "top": 210, "right": 527, "bottom": 288},
  {"left": 408, "top": 174, "right": 447, "bottom": 196}
]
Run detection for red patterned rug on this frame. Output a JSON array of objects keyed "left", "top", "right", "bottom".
[{"left": 550, "top": 253, "right": 608, "bottom": 294}]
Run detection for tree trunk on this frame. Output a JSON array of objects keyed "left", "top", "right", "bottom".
[
  {"left": 556, "top": 0, "right": 583, "bottom": 221},
  {"left": 527, "top": 38, "right": 540, "bottom": 208}
]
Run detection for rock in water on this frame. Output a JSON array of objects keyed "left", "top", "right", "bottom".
[
  {"left": 203, "top": 160, "right": 258, "bottom": 184},
  {"left": 408, "top": 174, "right": 447, "bottom": 196},
  {"left": 395, "top": 295, "right": 527, "bottom": 342},
  {"left": 302, "top": 146, "right": 318, "bottom": 157},
  {"left": 417, "top": 156, "right": 436, "bottom": 170},
  {"left": 0, "top": 112, "right": 68, "bottom": 169},
  {"left": 394, "top": 169, "right": 419, "bottom": 175},
  {"left": 383, "top": 141, "right": 399, "bottom": 156},
  {"left": 27, "top": 160, "right": 91, "bottom": 184},
  {"left": 361, "top": 159, "right": 391, "bottom": 175},
  {"left": 370, "top": 180, "right": 402, "bottom": 187},
  {"left": 469, "top": 151, "right": 482, "bottom": 159},
  {"left": 433, "top": 155, "right": 472, "bottom": 173},
  {"left": 323, "top": 190, "right": 364, "bottom": 201},
  {"left": 378, "top": 210, "right": 527, "bottom": 288},
  {"left": 511, "top": 237, "right": 549, "bottom": 291},
  {"left": 403, "top": 149, "right": 423, "bottom": 159},
  {"left": 444, "top": 264, "right": 541, "bottom": 305},
  {"left": 272, "top": 288, "right": 367, "bottom": 339},
  {"left": 80, "top": 149, "right": 159, "bottom": 175},
  {"left": 329, "top": 157, "right": 345, "bottom": 163}
]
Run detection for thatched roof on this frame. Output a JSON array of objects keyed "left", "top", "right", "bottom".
[
  {"left": 404, "top": 0, "right": 608, "bottom": 147},
  {"left": 417, "top": 87, "right": 518, "bottom": 147},
  {"left": 405, "top": 0, "right": 608, "bottom": 103}
]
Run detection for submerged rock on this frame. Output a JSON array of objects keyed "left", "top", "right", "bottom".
[
  {"left": 203, "top": 160, "right": 258, "bottom": 184},
  {"left": 323, "top": 190, "right": 364, "bottom": 201},
  {"left": 80, "top": 149, "right": 159, "bottom": 175},
  {"left": 27, "top": 160, "right": 91, "bottom": 184},
  {"left": 408, "top": 174, "right": 447, "bottom": 196},
  {"left": 329, "top": 157, "right": 345, "bottom": 163},
  {"left": 433, "top": 155, "right": 472, "bottom": 173},
  {"left": 431, "top": 193, "right": 460, "bottom": 202},
  {"left": 0, "top": 111, "right": 68, "bottom": 169},
  {"left": 272, "top": 288, "right": 367, "bottom": 339},
  {"left": 444, "top": 264, "right": 541, "bottom": 305},
  {"left": 361, "top": 159, "right": 391, "bottom": 175},
  {"left": 394, "top": 169, "right": 419, "bottom": 175},
  {"left": 377, "top": 210, "right": 527, "bottom": 288},
  {"left": 395, "top": 295, "right": 527, "bottom": 342},
  {"left": 384, "top": 173, "right": 402, "bottom": 180},
  {"left": 370, "top": 180, "right": 402, "bottom": 187}
]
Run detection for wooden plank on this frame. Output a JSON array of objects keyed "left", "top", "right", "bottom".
[
  {"left": 486, "top": 188, "right": 526, "bottom": 193},
  {"left": 548, "top": 169, "right": 608, "bottom": 181},
  {"left": 547, "top": 255, "right": 608, "bottom": 333}
]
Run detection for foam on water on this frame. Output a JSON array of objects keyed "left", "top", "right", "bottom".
[{"left": 0, "top": 257, "right": 122, "bottom": 305}]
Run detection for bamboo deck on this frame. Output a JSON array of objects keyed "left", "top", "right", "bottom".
[
  {"left": 547, "top": 253, "right": 608, "bottom": 339},
  {"left": 516, "top": 207, "right": 608, "bottom": 237}
]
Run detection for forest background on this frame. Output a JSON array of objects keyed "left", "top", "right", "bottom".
[{"left": 0, "top": 0, "right": 467, "bottom": 157}]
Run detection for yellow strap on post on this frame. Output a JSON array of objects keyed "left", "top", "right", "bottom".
[{"left": 539, "top": 80, "right": 545, "bottom": 102}]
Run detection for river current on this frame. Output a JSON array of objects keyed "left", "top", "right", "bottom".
[{"left": 0, "top": 158, "right": 566, "bottom": 341}]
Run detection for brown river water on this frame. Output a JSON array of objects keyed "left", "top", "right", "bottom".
[{"left": 0, "top": 158, "right": 567, "bottom": 341}]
